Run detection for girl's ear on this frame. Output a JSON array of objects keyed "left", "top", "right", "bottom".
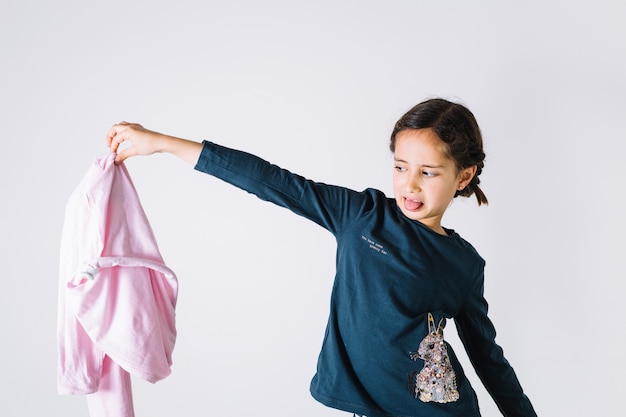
[{"left": 457, "top": 165, "right": 477, "bottom": 190}]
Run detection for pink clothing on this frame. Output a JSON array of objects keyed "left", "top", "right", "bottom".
[{"left": 58, "top": 153, "right": 178, "bottom": 417}]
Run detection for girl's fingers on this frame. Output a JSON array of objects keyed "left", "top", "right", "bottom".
[
  {"left": 114, "top": 147, "right": 132, "bottom": 164},
  {"left": 106, "top": 122, "right": 137, "bottom": 152},
  {"left": 106, "top": 124, "right": 124, "bottom": 151}
]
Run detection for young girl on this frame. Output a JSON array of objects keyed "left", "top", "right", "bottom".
[{"left": 106, "top": 98, "right": 537, "bottom": 417}]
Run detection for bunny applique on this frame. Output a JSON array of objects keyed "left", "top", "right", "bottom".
[{"left": 409, "top": 313, "right": 459, "bottom": 403}]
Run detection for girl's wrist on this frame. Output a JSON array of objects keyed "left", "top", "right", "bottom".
[
  {"left": 158, "top": 134, "right": 180, "bottom": 154},
  {"left": 161, "top": 135, "right": 203, "bottom": 165}
]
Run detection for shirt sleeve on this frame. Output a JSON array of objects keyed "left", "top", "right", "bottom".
[
  {"left": 194, "top": 140, "right": 372, "bottom": 236},
  {"left": 454, "top": 273, "right": 538, "bottom": 417}
]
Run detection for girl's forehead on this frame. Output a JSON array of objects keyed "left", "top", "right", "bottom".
[{"left": 394, "top": 129, "right": 451, "bottom": 162}]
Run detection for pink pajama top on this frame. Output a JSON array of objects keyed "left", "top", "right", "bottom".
[{"left": 58, "top": 153, "right": 178, "bottom": 417}]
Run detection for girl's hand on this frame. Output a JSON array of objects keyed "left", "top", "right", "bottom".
[
  {"left": 106, "top": 122, "right": 168, "bottom": 164},
  {"left": 106, "top": 122, "right": 204, "bottom": 166}
]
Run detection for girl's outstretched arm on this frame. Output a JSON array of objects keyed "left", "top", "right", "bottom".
[{"left": 106, "top": 122, "right": 203, "bottom": 165}]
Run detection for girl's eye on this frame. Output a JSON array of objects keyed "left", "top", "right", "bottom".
[
  {"left": 423, "top": 171, "right": 436, "bottom": 177},
  {"left": 395, "top": 166, "right": 407, "bottom": 172}
]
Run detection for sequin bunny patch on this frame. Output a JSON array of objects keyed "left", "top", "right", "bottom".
[{"left": 409, "top": 313, "right": 459, "bottom": 403}]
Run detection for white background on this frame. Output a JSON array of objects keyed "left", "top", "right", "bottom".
[{"left": 1, "top": 1, "right": 625, "bottom": 416}]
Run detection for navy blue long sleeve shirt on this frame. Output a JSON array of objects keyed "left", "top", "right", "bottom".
[{"left": 194, "top": 141, "right": 536, "bottom": 417}]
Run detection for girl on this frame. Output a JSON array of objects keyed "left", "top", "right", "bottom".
[{"left": 106, "top": 98, "right": 537, "bottom": 417}]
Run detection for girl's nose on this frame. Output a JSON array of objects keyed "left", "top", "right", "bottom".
[{"left": 405, "top": 175, "right": 421, "bottom": 193}]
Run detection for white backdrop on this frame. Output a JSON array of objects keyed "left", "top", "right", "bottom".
[{"left": 1, "top": 1, "right": 624, "bottom": 416}]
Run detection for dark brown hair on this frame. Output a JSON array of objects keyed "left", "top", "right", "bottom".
[{"left": 390, "top": 98, "right": 488, "bottom": 205}]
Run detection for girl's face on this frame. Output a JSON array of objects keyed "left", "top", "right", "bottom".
[{"left": 392, "top": 128, "right": 476, "bottom": 235}]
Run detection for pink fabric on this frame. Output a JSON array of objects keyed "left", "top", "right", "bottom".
[{"left": 58, "top": 153, "right": 178, "bottom": 417}]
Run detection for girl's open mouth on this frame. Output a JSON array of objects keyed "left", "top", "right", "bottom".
[{"left": 404, "top": 197, "right": 423, "bottom": 211}]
